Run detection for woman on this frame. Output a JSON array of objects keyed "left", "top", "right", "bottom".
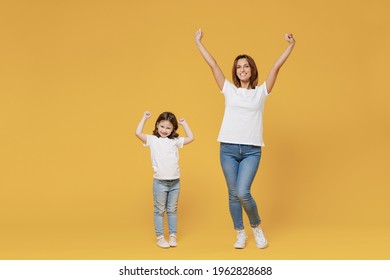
[{"left": 195, "top": 28, "right": 295, "bottom": 249}]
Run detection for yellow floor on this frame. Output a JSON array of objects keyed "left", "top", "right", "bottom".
[{"left": 2, "top": 221, "right": 389, "bottom": 260}]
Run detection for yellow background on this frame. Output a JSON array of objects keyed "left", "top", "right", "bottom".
[{"left": 1, "top": 0, "right": 389, "bottom": 259}]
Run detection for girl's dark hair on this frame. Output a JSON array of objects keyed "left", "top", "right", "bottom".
[
  {"left": 152, "top": 112, "right": 179, "bottom": 139},
  {"left": 232, "top": 54, "right": 259, "bottom": 89}
]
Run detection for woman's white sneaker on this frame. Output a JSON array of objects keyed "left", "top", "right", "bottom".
[
  {"left": 234, "top": 230, "right": 247, "bottom": 249},
  {"left": 252, "top": 226, "right": 268, "bottom": 249}
]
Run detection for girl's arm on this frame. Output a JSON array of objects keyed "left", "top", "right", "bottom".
[
  {"left": 265, "top": 33, "right": 296, "bottom": 93},
  {"left": 194, "top": 29, "right": 225, "bottom": 91},
  {"left": 135, "top": 111, "right": 151, "bottom": 144},
  {"left": 178, "top": 118, "right": 194, "bottom": 145}
]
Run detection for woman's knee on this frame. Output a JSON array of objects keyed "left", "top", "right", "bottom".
[{"left": 236, "top": 190, "right": 252, "bottom": 202}]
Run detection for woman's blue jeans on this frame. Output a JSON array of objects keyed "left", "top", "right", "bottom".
[
  {"left": 153, "top": 178, "right": 180, "bottom": 237},
  {"left": 220, "top": 143, "right": 262, "bottom": 230}
]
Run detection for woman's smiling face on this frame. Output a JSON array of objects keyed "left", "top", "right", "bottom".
[{"left": 236, "top": 58, "right": 252, "bottom": 83}]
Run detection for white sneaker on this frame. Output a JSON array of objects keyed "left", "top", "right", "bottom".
[
  {"left": 156, "top": 236, "right": 170, "bottom": 248},
  {"left": 252, "top": 226, "right": 268, "bottom": 249},
  {"left": 234, "top": 230, "right": 247, "bottom": 249},
  {"left": 169, "top": 234, "right": 177, "bottom": 247}
]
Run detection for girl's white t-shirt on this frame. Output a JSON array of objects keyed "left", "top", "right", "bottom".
[
  {"left": 144, "top": 135, "right": 184, "bottom": 180},
  {"left": 217, "top": 80, "right": 269, "bottom": 147}
]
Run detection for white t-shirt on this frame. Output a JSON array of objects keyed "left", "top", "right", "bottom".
[
  {"left": 217, "top": 79, "right": 269, "bottom": 146},
  {"left": 144, "top": 135, "right": 185, "bottom": 180}
]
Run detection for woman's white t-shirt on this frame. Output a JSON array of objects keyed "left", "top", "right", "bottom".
[
  {"left": 217, "top": 80, "right": 269, "bottom": 147},
  {"left": 144, "top": 135, "right": 184, "bottom": 180}
]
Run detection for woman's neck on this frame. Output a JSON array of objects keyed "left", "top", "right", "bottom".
[{"left": 240, "top": 81, "right": 251, "bottom": 89}]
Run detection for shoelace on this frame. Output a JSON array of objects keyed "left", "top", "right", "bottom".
[
  {"left": 237, "top": 233, "right": 246, "bottom": 242},
  {"left": 253, "top": 228, "right": 265, "bottom": 241}
]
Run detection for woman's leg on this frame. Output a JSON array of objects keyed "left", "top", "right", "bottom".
[
  {"left": 220, "top": 143, "right": 244, "bottom": 230},
  {"left": 236, "top": 145, "right": 262, "bottom": 227}
]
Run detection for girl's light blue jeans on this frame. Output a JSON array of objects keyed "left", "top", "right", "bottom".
[
  {"left": 220, "top": 143, "right": 262, "bottom": 230},
  {"left": 153, "top": 178, "right": 180, "bottom": 237}
]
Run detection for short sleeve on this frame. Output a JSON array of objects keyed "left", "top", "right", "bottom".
[
  {"left": 176, "top": 137, "right": 185, "bottom": 148},
  {"left": 260, "top": 81, "right": 269, "bottom": 95},
  {"left": 144, "top": 134, "right": 154, "bottom": 147},
  {"left": 222, "top": 79, "right": 236, "bottom": 93}
]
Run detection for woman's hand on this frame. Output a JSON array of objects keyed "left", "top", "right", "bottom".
[
  {"left": 194, "top": 28, "right": 204, "bottom": 44},
  {"left": 285, "top": 33, "right": 295, "bottom": 45}
]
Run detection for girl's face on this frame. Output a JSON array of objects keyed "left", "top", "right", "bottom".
[
  {"left": 236, "top": 58, "right": 252, "bottom": 83},
  {"left": 156, "top": 120, "right": 173, "bottom": 138}
]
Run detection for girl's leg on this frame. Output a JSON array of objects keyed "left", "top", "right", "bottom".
[
  {"left": 166, "top": 179, "right": 180, "bottom": 235},
  {"left": 153, "top": 179, "right": 168, "bottom": 237}
]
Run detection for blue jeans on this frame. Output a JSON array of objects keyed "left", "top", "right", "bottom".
[
  {"left": 220, "top": 143, "right": 262, "bottom": 230},
  {"left": 153, "top": 178, "right": 180, "bottom": 237}
]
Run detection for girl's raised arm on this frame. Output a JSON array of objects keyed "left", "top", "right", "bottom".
[
  {"left": 178, "top": 118, "right": 194, "bottom": 145},
  {"left": 194, "top": 29, "right": 225, "bottom": 91},
  {"left": 135, "top": 111, "right": 151, "bottom": 144},
  {"left": 265, "top": 33, "right": 296, "bottom": 93}
]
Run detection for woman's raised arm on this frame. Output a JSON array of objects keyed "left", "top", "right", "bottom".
[
  {"left": 265, "top": 33, "right": 296, "bottom": 93},
  {"left": 195, "top": 29, "right": 225, "bottom": 91}
]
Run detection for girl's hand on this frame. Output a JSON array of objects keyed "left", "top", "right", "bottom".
[
  {"left": 144, "top": 111, "right": 152, "bottom": 119},
  {"left": 194, "top": 28, "right": 204, "bottom": 44},
  {"left": 285, "top": 33, "right": 295, "bottom": 44},
  {"left": 178, "top": 118, "right": 186, "bottom": 124}
]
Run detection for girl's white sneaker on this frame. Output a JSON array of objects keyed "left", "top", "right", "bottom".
[
  {"left": 169, "top": 234, "right": 177, "bottom": 247},
  {"left": 156, "top": 236, "right": 170, "bottom": 248}
]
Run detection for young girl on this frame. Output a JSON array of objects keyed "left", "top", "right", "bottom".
[
  {"left": 135, "top": 111, "right": 194, "bottom": 248},
  {"left": 195, "top": 29, "right": 295, "bottom": 249}
]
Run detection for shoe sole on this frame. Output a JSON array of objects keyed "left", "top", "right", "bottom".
[
  {"left": 234, "top": 243, "right": 246, "bottom": 249},
  {"left": 256, "top": 242, "right": 268, "bottom": 249}
]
